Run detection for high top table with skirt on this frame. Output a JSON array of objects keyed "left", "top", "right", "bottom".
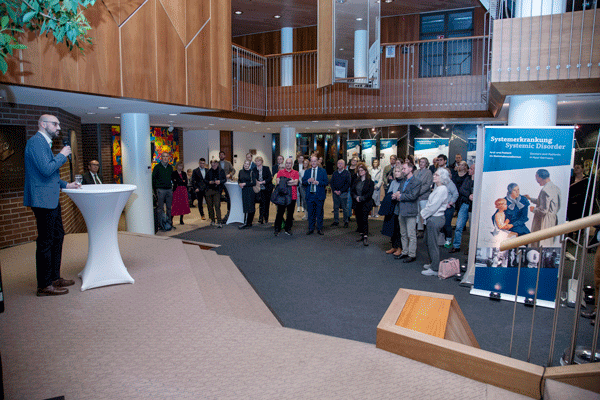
[{"left": 62, "top": 184, "right": 136, "bottom": 291}]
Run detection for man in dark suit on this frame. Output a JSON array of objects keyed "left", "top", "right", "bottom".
[
  {"left": 24, "top": 114, "right": 80, "bottom": 296},
  {"left": 191, "top": 158, "right": 208, "bottom": 220},
  {"left": 302, "top": 156, "right": 328, "bottom": 235},
  {"left": 82, "top": 159, "right": 102, "bottom": 184}
]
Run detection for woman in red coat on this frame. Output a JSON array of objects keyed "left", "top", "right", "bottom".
[{"left": 171, "top": 162, "right": 191, "bottom": 225}]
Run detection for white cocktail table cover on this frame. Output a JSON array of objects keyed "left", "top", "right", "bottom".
[
  {"left": 225, "top": 182, "right": 244, "bottom": 224},
  {"left": 63, "top": 184, "right": 136, "bottom": 291}
]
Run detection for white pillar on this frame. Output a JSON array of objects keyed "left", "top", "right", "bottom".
[
  {"left": 280, "top": 127, "right": 296, "bottom": 160},
  {"left": 281, "top": 27, "right": 293, "bottom": 87},
  {"left": 121, "top": 113, "right": 154, "bottom": 234},
  {"left": 507, "top": 94, "right": 558, "bottom": 126},
  {"left": 354, "top": 30, "right": 367, "bottom": 83},
  {"left": 514, "top": 0, "right": 566, "bottom": 17}
]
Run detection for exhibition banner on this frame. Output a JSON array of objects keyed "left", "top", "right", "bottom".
[
  {"left": 361, "top": 139, "right": 377, "bottom": 165},
  {"left": 471, "top": 126, "right": 574, "bottom": 308},
  {"left": 347, "top": 140, "right": 361, "bottom": 161},
  {"left": 414, "top": 138, "right": 449, "bottom": 166},
  {"left": 380, "top": 139, "right": 397, "bottom": 171}
]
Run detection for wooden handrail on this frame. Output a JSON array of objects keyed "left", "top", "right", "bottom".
[
  {"left": 499, "top": 213, "right": 600, "bottom": 251},
  {"left": 382, "top": 35, "right": 487, "bottom": 47}
]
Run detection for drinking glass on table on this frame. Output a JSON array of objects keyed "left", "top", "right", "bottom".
[{"left": 75, "top": 175, "right": 83, "bottom": 186}]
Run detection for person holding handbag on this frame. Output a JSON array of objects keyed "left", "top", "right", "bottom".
[
  {"left": 352, "top": 162, "right": 375, "bottom": 246},
  {"left": 420, "top": 168, "right": 450, "bottom": 277},
  {"left": 274, "top": 158, "right": 299, "bottom": 236},
  {"left": 238, "top": 160, "right": 257, "bottom": 229},
  {"left": 171, "top": 162, "right": 191, "bottom": 225},
  {"left": 253, "top": 156, "right": 273, "bottom": 225}
]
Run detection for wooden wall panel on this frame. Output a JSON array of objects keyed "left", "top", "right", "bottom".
[
  {"left": 159, "top": 0, "right": 186, "bottom": 43},
  {"left": 156, "top": 4, "right": 186, "bottom": 105},
  {"left": 186, "top": 0, "right": 209, "bottom": 45},
  {"left": 79, "top": 3, "right": 121, "bottom": 97},
  {"left": 381, "top": 14, "right": 420, "bottom": 43},
  {"left": 39, "top": 35, "right": 79, "bottom": 92},
  {"left": 294, "top": 26, "right": 317, "bottom": 53},
  {"left": 121, "top": 0, "right": 157, "bottom": 101},
  {"left": 103, "top": 0, "right": 146, "bottom": 25},
  {"left": 317, "top": 0, "right": 333, "bottom": 88},
  {"left": 187, "top": 25, "right": 212, "bottom": 108},
  {"left": 210, "top": 0, "right": 232, "bottom": 110}
]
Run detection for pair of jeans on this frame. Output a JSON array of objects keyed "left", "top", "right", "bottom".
[
  {"left": 443, "top": 205, "right": 455, "bottom": 239},
  {"left": 205, "top": 189, "right": 221, "bottom": 223},
  {"left": 332, "top": 191, "right": 349, "bottom": 223},
  {"left": 425, "top": 215, "right": 445, "bottom": 271},
  {"left": 156, "top": 188, "right": 173, "bottom": 222},
  {"left": 274, "top": 200, "right": 296, "bottom": 232},
  {"left": 452, "top": 203, "right": 470, "bottom": 249}
]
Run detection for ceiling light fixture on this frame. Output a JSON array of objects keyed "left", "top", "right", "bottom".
[
  {"left": 86, "top": 112, "right": 96, "bottom": 115},
  {"left": 169, "top": 113, "right": 177, "bottom": 116},
  {"left": 98, "top": 106, "right": 109, "bottom": 110},
  {"left": 234, "top": 10, "right": 242, "bottom": 15},
  {"left": 274, "top": 15, "right": 281, "bottom": 19},
  {"left": 356, "top": 17, "right": 363, "bottom": 21}
]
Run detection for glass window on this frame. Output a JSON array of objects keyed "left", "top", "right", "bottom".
[{"left": 419, "top": 9, "right": 474, "bottom": 78}]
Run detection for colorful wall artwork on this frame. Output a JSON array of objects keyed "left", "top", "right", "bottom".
[
  {"left": 111, "top": 126, "right": 122, "bottom": 184},
  {"left": 151, "top": 127, "right": 179, "bottom": 168}
]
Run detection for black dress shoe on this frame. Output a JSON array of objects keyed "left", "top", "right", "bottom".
[
  {"left": 258, "top": 219, "right": 264, "bottom": 224},
  {"left": 395, "top": 254, "right": 408, "bottom": 260},
  {"left": 317, "top": 230, "right": 324, "bottom": 235},
  {"left": 52, "top": 278, "right": 75, "bottom": 287},
  {"left": 357, "top": 235, "right": 365, "bottom": 242},
  {"left": 343, "top": 222, "right": 349, "bottom": 228},
  {"left": 331, "top": 222, "right": 339, "bottom": 227},
  {"left": 238, "top": 224, "right": 248, "bottom": 230},
  {"left": 307, "top": 230, "right": 314, "bottom": 235},
  {"left": 37, "top": 285, "right": 68, "bottom": 297},
  {"left": 449, "top": 247, "right": 461, "bottom": 253},
  {"left": 363, "top": 237, "right": 369, "bottom": 246},
  {"left": 403, "top": 256, "right": 417, "bottom": 263},
  {"left": 581, "top": 310, "right": 597, "bottom": 319}
]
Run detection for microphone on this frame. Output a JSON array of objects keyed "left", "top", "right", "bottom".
[{"left": 62, "top": 138, "right": 72, "bottom": 161}]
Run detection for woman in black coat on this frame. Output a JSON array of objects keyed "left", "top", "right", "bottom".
[
  {"left": 238, "top": 160, "right": 256, "bottom": 229},
  {"left": 352, "top": 162, "right": 375, "bottom": 246},
  {"left": 253, "top": 156, "right": 273, "bottom": 224}
]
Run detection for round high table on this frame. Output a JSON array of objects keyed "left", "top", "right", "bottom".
[
  {"left": 224, "top": 182, "right": 244, "bottom": 224},
  {"left": 63, "top": 184, "right": 137, "bottom": 291}
]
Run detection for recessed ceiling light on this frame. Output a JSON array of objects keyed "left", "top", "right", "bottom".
[
  {"left": 169, "top": 113, "right": 177, "bottom": 116},
  {"left": 209, "top": 123, "right": 214, "bottom": 126},
  {"left": 255, "top": 122, "right": 261, "bottom": 124},
  {"left": 168, "top": 120, "right": 174, "bottom": 123},
  {"left": 86, "top": 112, "right": 96, "bottom": 115},
  {"left": 98, "top": 106, "right": 109, "bottom": 110},
  {"left": 274, "top": 15, "right": 281, "bottom": 19},
  {"left": 356, "top": 17, "right": 363, "bottom": 21},
  {"left": 234, "top": 10, "right": 242, "bottom": 15},
  {"left": 312, "top": 120, "right": 319, "bottom": 123},
  {"left": 335, "top": 124, "right": 340, "bottom": 127},
  {"left": 339, "top": 48, "right": 344, "bottom": 51},
  {"left": 385, "top": 0, "right": 393, "bottom": 3},
  {"left": 115, "top": 116, "right": 120, "bottom": 119}
]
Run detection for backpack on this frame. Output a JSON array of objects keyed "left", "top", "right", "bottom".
[{"left": 438, "top": 258, "right": 460, "bottom": 279}]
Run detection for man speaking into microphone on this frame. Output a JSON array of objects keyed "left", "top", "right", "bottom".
[{"left": 24, "top": 114, "right": 81, "bottom": 297}]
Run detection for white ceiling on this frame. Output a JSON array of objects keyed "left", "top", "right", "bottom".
[{"left": 1, "top": 84, "right": 599, "bottom": 134}]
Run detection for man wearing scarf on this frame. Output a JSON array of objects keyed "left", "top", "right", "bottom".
[{"left": 504, "top": 182, "right": 531, "bottom": 237}]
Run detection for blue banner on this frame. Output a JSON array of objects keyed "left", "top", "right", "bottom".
[
  {"left": 380, "top": 139, "right": 396, "bottom": 150},
  {"left": 414, "top": 138, "right": 449, "bottom": 165},
  {"left": 484, "top": 126, "right": 574, "bottom": 173},
  {"left": 346, "top": 140, "right": 361, "bottom": 161}
]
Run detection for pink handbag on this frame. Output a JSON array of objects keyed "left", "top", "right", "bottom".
[{"left": 438, "top": 258, "right": 460, "bottom": 279}]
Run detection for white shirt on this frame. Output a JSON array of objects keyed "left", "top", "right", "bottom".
[
  {"left": 39, "top": 131, "right": 53, "bottom": 147},
  {"left": 420, "top": 185, "right": 449, "bottom": 220}
]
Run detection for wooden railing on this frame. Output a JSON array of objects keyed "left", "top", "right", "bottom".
[{"left": 232, "top": 35, "right": 490, "bottom": 117}]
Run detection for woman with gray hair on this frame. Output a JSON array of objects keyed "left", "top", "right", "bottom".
[
  {"left": 420, "top": 168, "right": 450, "bottom": 277},
  {"left": 504, "top": 182, "right": 530, "bottom": 236}
]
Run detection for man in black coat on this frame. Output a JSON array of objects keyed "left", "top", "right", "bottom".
[
  {"left": 191, "top": 158, "right": 209, "bottom": 220},
  {"left": 205, "top": 159, "right": 227, "bottom": 227}
]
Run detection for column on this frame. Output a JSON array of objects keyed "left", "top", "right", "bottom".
[
  {"left": 354, "top": 30, "right": 367, "bottom": 83},
  {"left": 280, "top": 126, "right": 296, "bottom": 160},
  {"left": 281, "top": 27, "right": 293, "bottom": 87},
  {"left": 121, "top": 113, "right": 154, "bottom": 234},
  {"left": 508, "top": 95, "right": 558, "bottom": 126},
  {"left": 508, "top": 0, "right": 565, "bottom": 126}
]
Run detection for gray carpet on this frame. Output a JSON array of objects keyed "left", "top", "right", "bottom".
[{"left": 175, "top": 216, "right": 598, "bottom": 367}]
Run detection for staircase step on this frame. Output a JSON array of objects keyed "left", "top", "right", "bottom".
[
  {"left": 217, "top": 254, "right": 281, "bottom": 327},
  {"left": 183, "top": 244, "right": 234, "bottom": 317}
]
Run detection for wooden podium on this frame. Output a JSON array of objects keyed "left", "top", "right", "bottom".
[{"left": 377, "top": 289, "right": 544, "bottom": 398}]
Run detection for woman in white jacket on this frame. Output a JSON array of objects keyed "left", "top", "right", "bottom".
[
  {"left": 420, "top": 168, "right": 450, "bottom": 276},
  {"left": 370, "top": 158, "right": 382, "bottom": 217}
]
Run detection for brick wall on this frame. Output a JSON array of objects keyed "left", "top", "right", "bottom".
[{"left": 0, "top": 102, "right": 86, "bottom": 249}]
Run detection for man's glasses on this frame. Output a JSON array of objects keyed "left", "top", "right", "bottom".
[{"left": 43, "top": 121, "right": 60, "bottom": 126}]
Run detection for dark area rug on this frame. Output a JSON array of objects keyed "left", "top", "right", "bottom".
[{"left": 175, "top": 216, "right": 596, "bottom": 366}]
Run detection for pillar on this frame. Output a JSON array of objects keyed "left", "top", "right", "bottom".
[
  {"left": 121, "top": 113, "right": 154, "bottom": 234},
  {"left": 280, "top": 126, "right": 296, "bottom": 160},
  {"left": 281, "top": 27, "right": 293, "bottom": 87},
  {"left": 508, "top": 95, "right": 558, "bottom": 126},
  {"left": 354, "top": 30, "right": 367, "bottom": 83}
]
